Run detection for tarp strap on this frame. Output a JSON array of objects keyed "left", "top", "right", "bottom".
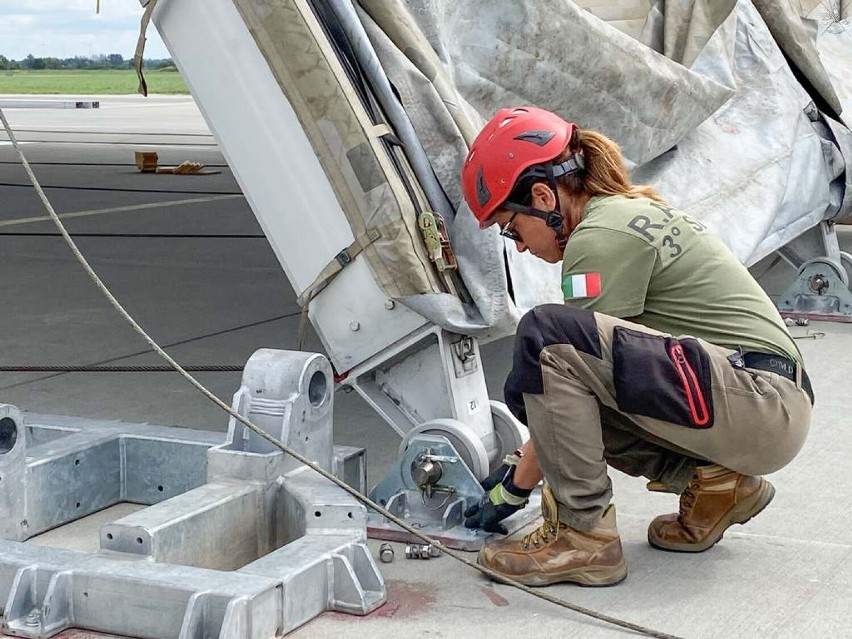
[
  {"left": 133, "top": 0, "right": 159, "bottom": 97},
  {"left": 297, "top": 228, "right": 382, "bottom": 349},
  {"left": 297, "top": 228, "right": 382, "bottom": 308}
]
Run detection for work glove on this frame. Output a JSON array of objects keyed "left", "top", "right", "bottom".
[
  {"left": 463, "top": 452, "right": 532, "bottom": 534},
  {"left": 479, "top": 451, "right": 522, "bottom": 491}
]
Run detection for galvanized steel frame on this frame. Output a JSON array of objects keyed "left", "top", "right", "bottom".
[{"left": 0, "top": 350, "right": 385, "bottom": 639}]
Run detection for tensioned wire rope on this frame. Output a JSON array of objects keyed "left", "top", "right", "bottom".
[{"left": 0, "top": 107, "right": 687, "bottom": 639}]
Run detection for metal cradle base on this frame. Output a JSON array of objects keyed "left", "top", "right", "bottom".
[{"left": 0, "top": 350, "right": 386, "bottom": 639}]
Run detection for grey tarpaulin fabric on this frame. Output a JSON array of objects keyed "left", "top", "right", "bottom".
[
  {"left": 632, "top": 1, "right": 852, "bottom": 263},
  {"left": 811, "top": 18, "right": 852, "bottom": 123},
  {"left": 231, "top": 0, "right": 448, "bottom": 303},
  {"left": 351, "top": 0, "right": 852, "bottom": 338},
  {"left": 383, "top": 0, "right": 734, "bottom": 168},
  {"left": 357, "top": 0, "right": 567, "bottom": 336},
  {"left": 573, "top": 0, "right": 653, "bottom": 41},
  {"left": 751, "top": 0, "right": 844, "bottom": 119},
  {"left": 816, "top": 19, "right": 852, "bottom": 217},
  {"left": 226, "top": 0, "right": 852, "bottom": 337},
  {"left": 803, "top": 12, "right": 852, "bottom": 220},
  {"left": 648, "top": 0, "right": 739, "bottom": 68}
]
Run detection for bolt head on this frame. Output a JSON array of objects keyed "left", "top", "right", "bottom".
[
  {"left": 349, "top": 321, "right": 361, "bottom": 331},
  {"left": 379, "top": 543, "right": 394, "bottom": 563},
  {"left": 385, "top": 300, "right": 396, "bottom": 310}
]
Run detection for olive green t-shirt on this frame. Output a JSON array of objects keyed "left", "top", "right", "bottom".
[{"left": 560, "top": 195, "right": 802, "bottom": 364}]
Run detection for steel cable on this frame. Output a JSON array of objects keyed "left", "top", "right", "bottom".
[{"left": 0, "top": 107, "right": 687, "bottom": 639}]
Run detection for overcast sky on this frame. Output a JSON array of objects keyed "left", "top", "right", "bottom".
[{"left": 0, "top": 0, "right": 170, "bottom": 60}]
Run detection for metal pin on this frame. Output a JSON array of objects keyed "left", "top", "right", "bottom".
[{"left": 793, "top": 331, "right": 825, "bottom": 340}]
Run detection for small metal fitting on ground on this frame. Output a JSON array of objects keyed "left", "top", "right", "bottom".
[
  {"left": 25, "top": 609, "right": 40, "bottom": 627},
  {"left": 404, "top": 543, "right": 440, "bottom": 559},
  {"left": 379, "top": 543, "right": 395, "bottom": 563}
]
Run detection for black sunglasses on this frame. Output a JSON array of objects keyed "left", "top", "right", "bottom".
[{"left": 499, "top": 212, "right": 522, "bottom": 242}]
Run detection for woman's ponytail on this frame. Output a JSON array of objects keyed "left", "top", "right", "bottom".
[{"left": 560, "top": 130, "right": 665, "bottom": 203}]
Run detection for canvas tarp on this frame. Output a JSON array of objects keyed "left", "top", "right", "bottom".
[
  {"left": 355, "top": 0, "right": 852, "bottom": 336},
  {"left": 227, "top": 0, "right": 852, "bottom": 339},
  {"left": 231, "top": 0, "right": 449, "bottom": 302}
]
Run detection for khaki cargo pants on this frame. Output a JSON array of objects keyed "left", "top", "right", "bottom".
[{"left": 504, "top": 305, "right": 813, "bottom": 531}]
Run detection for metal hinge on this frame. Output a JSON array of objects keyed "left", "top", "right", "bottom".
[{"left": 451, "top": 336, "right": 478, "bottom": 377}]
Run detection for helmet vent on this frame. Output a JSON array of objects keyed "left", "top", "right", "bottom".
[
  {"left": 476, "top": 167, "right": 491, "bottom": 207},
  {"left": 514, "top": 130, "right": 556, "bottom": 146}
]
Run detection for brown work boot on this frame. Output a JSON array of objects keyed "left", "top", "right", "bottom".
[
  {"left": 478, "top": 484, "right": 627, "bottom": 587},
  {"left": 647, "top": 464, "right": 775, "bottom": 553}
]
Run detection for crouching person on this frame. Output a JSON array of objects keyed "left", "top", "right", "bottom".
[{"left": 459, "top": 107, "right": 813, "bottom": 586}]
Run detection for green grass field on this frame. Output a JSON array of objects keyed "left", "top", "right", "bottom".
[{"left": 0, "top": 69, "right": 189, "bottom": 95}]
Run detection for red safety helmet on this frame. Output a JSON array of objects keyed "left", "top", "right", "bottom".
[{"left": 461, "top": 106, "right": 582, "bottom": 228}]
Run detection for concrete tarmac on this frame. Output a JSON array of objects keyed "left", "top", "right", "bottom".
[{"left": 1, "top": 96, "right": 850, "bottom": 639}]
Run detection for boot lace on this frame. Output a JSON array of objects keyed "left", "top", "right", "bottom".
[
  {"left": 678, "top": 480, "right": 700, "bottom": 521},
  {"left": 522, "top": 518, "right": 559, "bottom": 550}
]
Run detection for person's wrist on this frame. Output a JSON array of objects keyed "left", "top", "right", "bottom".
[
  {"left": 498, "top": 484, "right": 529, "bottom": 506},
  {"left": 500, "top": 466, "right": 532, "bottom": 505},
  {"left": 501, "top": 450, "right": 523, "bottom": 467}
]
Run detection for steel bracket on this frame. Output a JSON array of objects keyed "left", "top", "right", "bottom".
[
  {"left": 776, "top": 221, "right": 852, "bottom": 321},
  {"left": 777, "top": 255, "right": 852, "bottom": 321},
  {"left": 367, "top": 434, "right": 540, "bottom": 551}
]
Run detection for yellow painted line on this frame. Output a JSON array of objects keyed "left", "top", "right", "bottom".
[{"left": 0, "top": 194, "right": 243, "bottom": 228}]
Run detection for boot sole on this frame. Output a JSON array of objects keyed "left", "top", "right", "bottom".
[
  {"left": 490, "top": 559, "right": 629, "bottom": 588},
  {"left": 648, "top": 479, "right": 775, "bottom": 553}
]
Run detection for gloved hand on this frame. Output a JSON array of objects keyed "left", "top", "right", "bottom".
[
  {"left": 479, "top": 451, "right": 523, "bottom": 491},
  {"left": 463, "top": 453, "right": 532, "bottom": 534}
]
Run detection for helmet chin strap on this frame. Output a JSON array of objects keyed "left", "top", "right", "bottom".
[
  {"left": 502, "top": 152, "right": 584, "bottom": 250},
  {"left": 503, "top": 202, "right": 567, "bottom": 246}
]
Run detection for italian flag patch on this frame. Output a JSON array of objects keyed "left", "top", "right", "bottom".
[{"left": 562, "top": 272, "right": 602, "bottom": 299}]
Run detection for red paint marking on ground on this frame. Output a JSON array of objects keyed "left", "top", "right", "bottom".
[
  {"left": 371, "top": 599, "right": 402, "bottom": 619},
  {"left": 322, "top": 579, "right": 437, "bottom": 622},
  {"left": 481, "top": 584, "right": 510, "bottom": 607}
]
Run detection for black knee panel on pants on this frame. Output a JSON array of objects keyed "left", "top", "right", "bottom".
[{"left": 504, "top": 304, "right": 601, "bottom": 424}]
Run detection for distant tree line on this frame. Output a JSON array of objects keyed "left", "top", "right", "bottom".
[{"left": 0, "top": 54, "right": 175, "bottom": 71}]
